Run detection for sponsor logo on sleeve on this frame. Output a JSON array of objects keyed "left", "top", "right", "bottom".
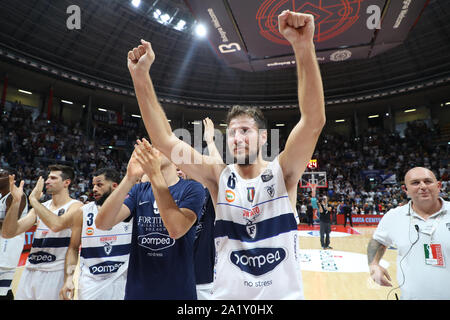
[{"left": 230, "top": 247, "right": 286, "bottom": 276}]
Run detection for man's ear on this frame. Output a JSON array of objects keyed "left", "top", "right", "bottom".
[
  {"left": 401, "top": 184, "right": 408, "bottom": 194},
  {"left": 259, "top": 129, "right": 268, "bottom": 146}
]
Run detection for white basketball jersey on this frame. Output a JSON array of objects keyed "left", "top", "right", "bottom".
[
  {"left": 26, "top": 199, "right": 80, "bottom": 271},
  {"left": 0, "top": 192, "right": 27, "bottom": 268},
  {"left": 213, "top": 157, "right": 304, "bottom": 299},
  {"left": 79, "top": 202, "right": 132, "bottom": 283},
  {"left": 0, "top": 193, "right": 28, "bottom": 295}
]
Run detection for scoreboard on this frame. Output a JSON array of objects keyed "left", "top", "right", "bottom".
[{"left": 184, "top": 0, "right": 429, "bottom": 71}]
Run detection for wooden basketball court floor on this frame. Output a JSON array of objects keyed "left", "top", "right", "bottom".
[{"left": 10, "top": 225, "right": 400, "bottom": 300}]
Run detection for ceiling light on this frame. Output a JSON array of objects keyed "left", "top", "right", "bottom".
[
  {"left": 335, "top": 119, "right": 345, "bottom": 123},
  {"left": 153, "top": 9, "right": 161, "bottom": 19},
  {"left": 368, "top": 114, "right": 379, "bottom": 118},
  {"left": 195, "top": 24, "right": 207, "bottom": 37},
  {"left": 61, "top": 99, "right": 73, "bottom": 104},
  {"left": 160, "top": 13, "right": 170, "bottom": 23},
  {"left": 404, "top": 109, "right": 416, "bottom": 113},
  {"left": 174, "top": 20, "right": 186, "bottom": 31},
  {"left": 18, "top": 89, "right": 32, "bottom": 95},
  {"left": 131, "top": 0, "right": 141, "bottom": 8},
  {"left": 98, "top": 108, "right": 107, "bottom": 112},
  {"left": 131, "top": 114, "right": 141, "bottom": 118},
  {"left": 275, "top": 123, "right": 285, "bottom": 127}
]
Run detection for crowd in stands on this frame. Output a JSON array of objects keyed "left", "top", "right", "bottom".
[
  {"left": 298, "top": 120, "right": 449, "bottom": 216},
  {"left": 1, "top": 101, "right": 449, "bottom": 215},
  {"left": 0, "top": 102, "right": 145, "bottom": 201}
]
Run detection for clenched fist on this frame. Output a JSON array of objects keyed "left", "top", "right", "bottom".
[
  {"left": 278, "top": 10, "right": 315, "bottom": 49},
  {"left": 127, "top": 39, "right": 156, "bottom": 78}
]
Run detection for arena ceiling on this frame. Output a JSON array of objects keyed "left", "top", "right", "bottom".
[{"left": 0, "top": 0, "right": 450, "bottom": 109}]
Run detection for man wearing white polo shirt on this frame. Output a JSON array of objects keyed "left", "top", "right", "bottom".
[{"left": 367, "top": 167, "right": 450, "bottom": 300}]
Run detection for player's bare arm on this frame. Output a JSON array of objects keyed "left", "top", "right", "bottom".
[
  {"left": 277, "top": 11, "right": 326, "bottom": 193},
  {"left": 95, "top": 151, "right": 140, "bottom": 230},
  {"left": 60, "top": 207, "right": 83, "bottom": 300},
  {"left": 134, "top": 139, "right": 198, "bottom": 239},
  {"left": 2, "top": 175, "right": 36, "bottom": 238},
  {"left": 127, "top": 40, "right": 224, "bottom": 193},
  {"left": 28, "top": 176, "right": 82, "bottom": 232}
]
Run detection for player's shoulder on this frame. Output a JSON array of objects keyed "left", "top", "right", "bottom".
[{"left": 179, "top": 178, "right": 204, "bottom": 191}]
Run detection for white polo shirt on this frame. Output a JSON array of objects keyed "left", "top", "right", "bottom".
[{"left": 373, "top": 199, "right": 450, "bottom": 300}]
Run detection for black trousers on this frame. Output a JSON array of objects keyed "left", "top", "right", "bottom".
[
  {"left": 320, "top": 221, "right": 331, "bottom": 248},
  {"left": 307, "top": 214, "right": 313, "bottom": 226},
  {"left": 343, "top": 213, "right": 353, "bottom": 227}
]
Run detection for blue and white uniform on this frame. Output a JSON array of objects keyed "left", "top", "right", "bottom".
[
  {"left": 15, "top": 199, "right": 80, "bottom": 300},
  {"left": 213, "top": 157, "right": 304, "bottom": 299},
  {"left": 78, "top": 201, "right": 132, "bottom": 300},
  {"left": 0, "top": 192, "right": 27, "bottom": 296},
  {"left": 194, "top": 188, "right": 215, "bottom": 300},
  {"left": 123, "top": 179, "right": 204, "bottom": 300}
]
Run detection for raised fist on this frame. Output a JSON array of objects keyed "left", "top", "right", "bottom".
[
  {"left": 127, "top": 39, "right": 156, "bottom": 77},
  {"left": 278, "top": 11, "right": 315, "bottom": 48}
]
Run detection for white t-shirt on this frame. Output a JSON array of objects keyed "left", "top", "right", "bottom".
[{"left": 373, "top": 199, "right": 450, "bottom": 300}]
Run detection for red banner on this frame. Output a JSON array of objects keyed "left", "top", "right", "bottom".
[{"left": 337, "top": 214, "right": 383, "bottom": 225}]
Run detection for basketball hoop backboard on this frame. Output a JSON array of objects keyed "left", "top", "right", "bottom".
[{"left": 300, "top": 171, "right": 327, "bottom": 189}]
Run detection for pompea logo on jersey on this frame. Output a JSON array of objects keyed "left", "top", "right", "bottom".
[
  {"left": 28, "top": 251, "right": 56, "bottom": 264},
  {"left": 138, "top": 232, "right": 175, "bottom": 251},
  {"left": 230, "top": 247, "right": 286, "bottom": 276},
  {"left": 89, "top": 261, "right": 125, "bottom": 275}
]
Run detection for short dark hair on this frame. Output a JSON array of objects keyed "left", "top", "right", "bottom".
[
  {"left": 94, "top": 168, "right": 120, "bottom": 183},
  {"left": 48, "top": 164, "right": 75, "bottom": 182},
  {"left": 226, "top": 105, "right": 266, "bottom": 130}
]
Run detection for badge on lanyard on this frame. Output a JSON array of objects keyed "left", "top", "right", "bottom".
[{"left": 424, "top": 244, "right": 445, "bottom": 267}]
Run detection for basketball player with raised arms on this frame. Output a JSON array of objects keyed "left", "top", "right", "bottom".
[
  {"left": 126, "top": 10, "right": 325, "bottom": 299},
  {"left": 0, "top": 169, "right": 28, "bottom": 300},
  {"left": 60, "top": 168, "right": 132, "bottom": 300},
  {"left": 2, "top": 165, "right": 82, "bottom": 300}
]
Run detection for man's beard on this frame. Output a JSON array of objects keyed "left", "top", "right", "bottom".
[
  {"left": 95, "top": 188, "right": 112, "bottom": 206},
  {"left": 233, "top": 149, "right": 259, "bottom": 166},
  {"left": 232, "top": 138, "right": 260, "bottom": 166}
]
